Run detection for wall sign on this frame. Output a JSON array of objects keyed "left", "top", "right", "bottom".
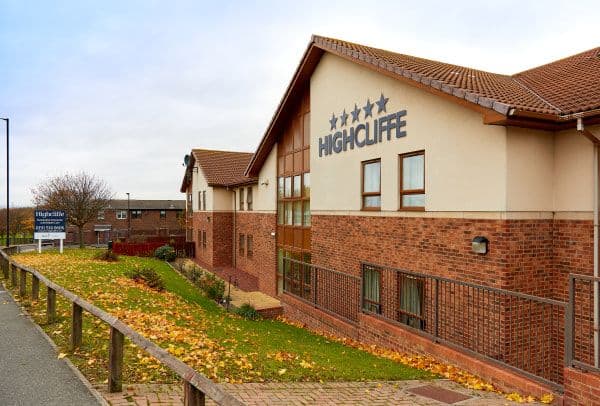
[
  {"left": 34, "top": 210, "right": 66, "bottom": 240},
  {"left": 318, "top": 93, "right": 407, "bottom": 157}
]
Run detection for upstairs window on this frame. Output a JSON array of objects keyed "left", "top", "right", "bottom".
[
  {"left": 131, "top": 210, "right": 142, "bottom": 219},
  {"left": 362, "top": 159, "right": 381, "bottom": 210},
  {"left": 97, "top": 210, "right": 105, "bottom": 220},
  {"left": 116, "top": 210, "right": 127, "bottom": 220},
  {"left": 239, "top": 189, "right": 244, "bottom": 211},
  {"left": 400, "top": 151, "right": 425, "bottom": 210},
  {"left": 198, "top": 191, "right": 202, "bottom": 210},
  {"left": 247, "top": 187, "right": 253, "bottom": 211},
  {"left": 202, "top": 191, "right": 206, "bottom": 211},
  {"left": 160, "top": 210, "right": 166, "bottom": 218}
]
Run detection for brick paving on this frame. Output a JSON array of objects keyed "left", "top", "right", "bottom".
[{"left": 98, "top": 380, "right": 542, "bottom": 405}]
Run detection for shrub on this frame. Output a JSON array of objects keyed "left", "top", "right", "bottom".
[
  {"left": 235, "top": 303, "right": 261, "bottom": 320},
  {"left": 197, "top": 272, "right": 225, "bottom": 301},
  {"left": 125, "top": 267, "right": 165, "bottom": 291},
  {"left": 94, "top": 250, "right": 119, "bottom": 262},
  {"left": 154, "top": 245, "right": 176, "bottom": 261}
]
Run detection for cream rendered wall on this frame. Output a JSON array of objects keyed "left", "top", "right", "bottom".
[
  {"left": 191, "top": 165, "right": 233, "bottom": 211},
  {"left": 553, "top": 126, "right": 596, "bottom": 213},
  {"left": 213, "top": 188, "right": 233, "bottom": 211},
  {"left": 505, "top": 127, "right": 554, "bottom": 211},
  {"left": 191, "top": 165, "right": 210, "bottom": 212},
  {"left": 310, "top": 53, "right": 508, "bottom": 213},
  {"left": 253, "top": 144, "right": 278, "bottom": 212}
]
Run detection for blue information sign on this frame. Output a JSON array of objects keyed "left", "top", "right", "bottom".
[{"left": 34, "top": 210, "right": 67, "bottom": 239}]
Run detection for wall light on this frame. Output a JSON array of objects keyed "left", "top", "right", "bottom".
[{"left": 471, "top": 236, "right": 489, "bottom": 255}]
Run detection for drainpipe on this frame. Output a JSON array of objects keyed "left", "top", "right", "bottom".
[
  {"left": 577, "top": 118, "right": 600, "bottom": 367},
  {"left": 232, "top": 188, "right": 237, "bottom": 269}
]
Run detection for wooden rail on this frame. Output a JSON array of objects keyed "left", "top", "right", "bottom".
[{"left": 0, "top": 247, "right": 244, "bottom": 406}]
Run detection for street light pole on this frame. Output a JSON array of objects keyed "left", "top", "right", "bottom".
[
  {"left": 126, "top": 192, "right": 130, "bottom": 238},
  {"left": 0, "top": 118, "right": 8, "bottom": 247}
]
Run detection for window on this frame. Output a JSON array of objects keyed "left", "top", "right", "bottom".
[
  {"left": 247, "top": 187, "right": 253, "bottom": 211},
  {"left": 131, "top": 210, "right": 142, "bottom": 219},
  {"left": 197, "top": 230, "right": 202, "bottom": 243},
  {"left": 283, "top": 251, "right": 312, "bottom": 299},
  {"left": 247, "top": 235, "right": 253, "bottom": 257},
  {"left": 239, "top": 189, "right": 244, "bottom": 211},
  {"left": 302, "top": 173, "right": 310, "bottom": 198},
  {"left": 362, "top": 264, "right": 381, "bottom": 313},
  {"left": 198, "top": 191, "right": 202, "bottom": 210},
  {"left": 303, "top": 201, "right": 311, "bottom": 226},
  {"left": 116, "top": 210, "right": 127, "bottom": 220},
  {"left": 97, "top": 210, "right": 105, "bottom": 220},
  {"left": 239, "top": 234, "right": 245, "bottom": 256},
  {"left": 293, "top": 201, "right": 302, "bottom": 225},
  {"left": 278, "top": 177, "right": 284, "bottom": 199},
  {"left": 400, "top": 151, "right": 425, "bottom": 210},
  {"left": 202, "top": 230, "right": 207, "bottom": 249},
  {"left": 202, "top": 191, "right": 206, "bottom": 211},
  {"left": 284, "top": 177, "right": 292, "bottom": 198},
  {"left": 362, "top": 159, "right": 381, "bottom": 210},
  {"left": 160, "top": 210, "right": 166, "bottom": 218},
  {"left": 293, "top": 175, "right": 301, "bottom": 197},
  {"left": 398, "top": 274, "right": 425, "bottom": 330}
]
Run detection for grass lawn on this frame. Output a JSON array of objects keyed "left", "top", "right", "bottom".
[{"left": 10, "top": 248, "right": 433, "bottom": 385}]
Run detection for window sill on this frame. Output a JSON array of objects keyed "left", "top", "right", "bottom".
[
  {"left": 361, "top": 207, "right": 381, "bottom": 212},
  {"left": 398, "top": 207, "right": 425, "bottom": 212}
]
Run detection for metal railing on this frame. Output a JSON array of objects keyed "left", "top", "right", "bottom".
[
  {"left": 283, "top": 257, "right": 361, "bottom": 324},
  {"left": 566, "top": 274, "right": 600, "bottom": 373},
  {"left": 363, "top": 263, "right": 566, "bottom": 389},
  {"left": 282, "top": 258, "right": 567, "bottom": 390},
  {"left": 0, "top": 247, "right": 243, "bottom": 406}
]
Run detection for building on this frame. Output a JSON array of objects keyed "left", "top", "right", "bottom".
[
  {"left": 181, "top": 36, "right": 600, "bottom": 400},
  {"left": 66, "top": 199, "right": 185, "bottom": 245}
]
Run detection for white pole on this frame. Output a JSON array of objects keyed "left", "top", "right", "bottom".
[
  {"left": 59, "top": 238, "right": 63, "bottom": 254},
  {"left": 38, "top": 239, "right": 41, "bottom": 254}
]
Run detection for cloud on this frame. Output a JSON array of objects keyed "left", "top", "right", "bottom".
[{"left": 1, "top": 0, "right": 598, "bottom": 205}]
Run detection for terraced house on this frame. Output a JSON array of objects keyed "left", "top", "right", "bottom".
[{"left": 181, "top": 35, "right": 600, "bottom": 402}]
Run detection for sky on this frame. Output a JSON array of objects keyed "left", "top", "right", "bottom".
[{"left": 0, "top": 0, "right": 598, "bottom": 206}]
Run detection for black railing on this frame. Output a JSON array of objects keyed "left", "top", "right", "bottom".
[
  {"left": 363, "top": 263, "right": 566, "bottom": 389},
  {"left": 282, "top": 258, "right": 360, "bottom": 324},
  {"left": 282, "top": 258, "right": 567, "bottom": 390},
  {"left": 566, "top": 274, "right": 600, "bottom": 373}
]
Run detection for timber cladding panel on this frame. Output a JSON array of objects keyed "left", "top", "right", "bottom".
[{"left": 234, "top": 212, "right": 277, "bottom": 297}]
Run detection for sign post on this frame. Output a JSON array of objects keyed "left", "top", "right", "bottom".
[{"left": 34, "top": 210, "right": 66, "bottom": 253}]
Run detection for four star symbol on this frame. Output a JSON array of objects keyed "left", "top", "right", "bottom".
[
  {"left": 351, "top": 104, "right": 361, "bottom": 122},
  {"left": 329, "top": 94, "right": 390, "bottom": 129},
  {"left": 329, "top": 113, "right": 338, "bottom": 130},
  {"left": 375, "top": 93, "right": 389, "bottom": 113},
  {"left": 340, "top": 110, "right": 349, "bottom": 127},
  {"left": 363, "top": 98, "right": 374, "bottom": 118}
]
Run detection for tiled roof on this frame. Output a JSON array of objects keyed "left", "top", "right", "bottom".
[
  {"left": 107, "top": 200, "right": 185, "bottom": 210},
  {"left": 314, "top": 35, "right": 600, "bottom": 117},
  {"left": 192, "top": 149, "right": 256, "bottom": 187}
]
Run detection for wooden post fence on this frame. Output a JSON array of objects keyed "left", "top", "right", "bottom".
[
  {"left": 0, "top": 248, "right": 244, "bottom": 406},
  {"left": 71, "top": 303, "right": 83, "bottom": 350},
  {"left": 2, "top": 259, "right": 7, "bottom": 279},
  {"left": 10, "top": 262, "right": 16, "bottom": 287},
  {"left": 32, "top": 275, "right": 40, "bottom": 300},
  {"left": 47, "top": 287, "right": 56, "bottom": 323},
  {"left": 19, "top": 269, "right": 27, "bottom": 297},
  {"left": 109, "top": 327, "right": 124, "bottom": 393}
]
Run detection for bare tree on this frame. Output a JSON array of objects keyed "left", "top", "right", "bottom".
[{"left": 32, "top": 172, "right": 113, "bottom": 248}]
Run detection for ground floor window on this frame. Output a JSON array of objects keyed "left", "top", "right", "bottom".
[
  {"left": 202, "top": 230, "right": 206, "bottom": 249},
  {"left": 277, "top": 249, "right": 311, "bottom": 296},
  {"left": 398, "top": 274, "right": 425, "bottom": 330},
  {"left": 239, "top": 234, "right": 245, "bottom": 256},
  {"left": 247, "top": 235, "right": 253, "bottom": 257},
  {"left": 362, "top": 264, "right": 381, "bottom": 313}
]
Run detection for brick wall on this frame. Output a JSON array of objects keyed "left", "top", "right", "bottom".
[
  {"left": 193, "top": 212, "right": 213, "bottom": 268},
  {"left": 212, "top": 212, "right": 233, "bottom": 268},
  {"left": 66, "top": 208, "right": 185, "bottom": 245},
  {"left": 564, "top": 367, "right": 600, "bottom": 405},
  {"left": 234, "top": 212, "right": 278, "bottom": 297}
]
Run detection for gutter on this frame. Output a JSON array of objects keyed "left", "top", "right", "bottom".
[{"left": 577, "top": 118, "right": 600, "bottom": 367}]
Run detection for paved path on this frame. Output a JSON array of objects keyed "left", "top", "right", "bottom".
[
  {"left": 0, "top": 283, "right": 101, "bottom": 406},
  {"left": 100, "top": 380, "right": 540, "bottom": 405}
]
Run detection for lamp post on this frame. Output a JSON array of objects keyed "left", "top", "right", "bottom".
[
  {"left": 0, "top": 118, "right": 8, "bottom": 247},
  {"left": 126, "top": 192, "right": 131, "bottom": 238}
]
